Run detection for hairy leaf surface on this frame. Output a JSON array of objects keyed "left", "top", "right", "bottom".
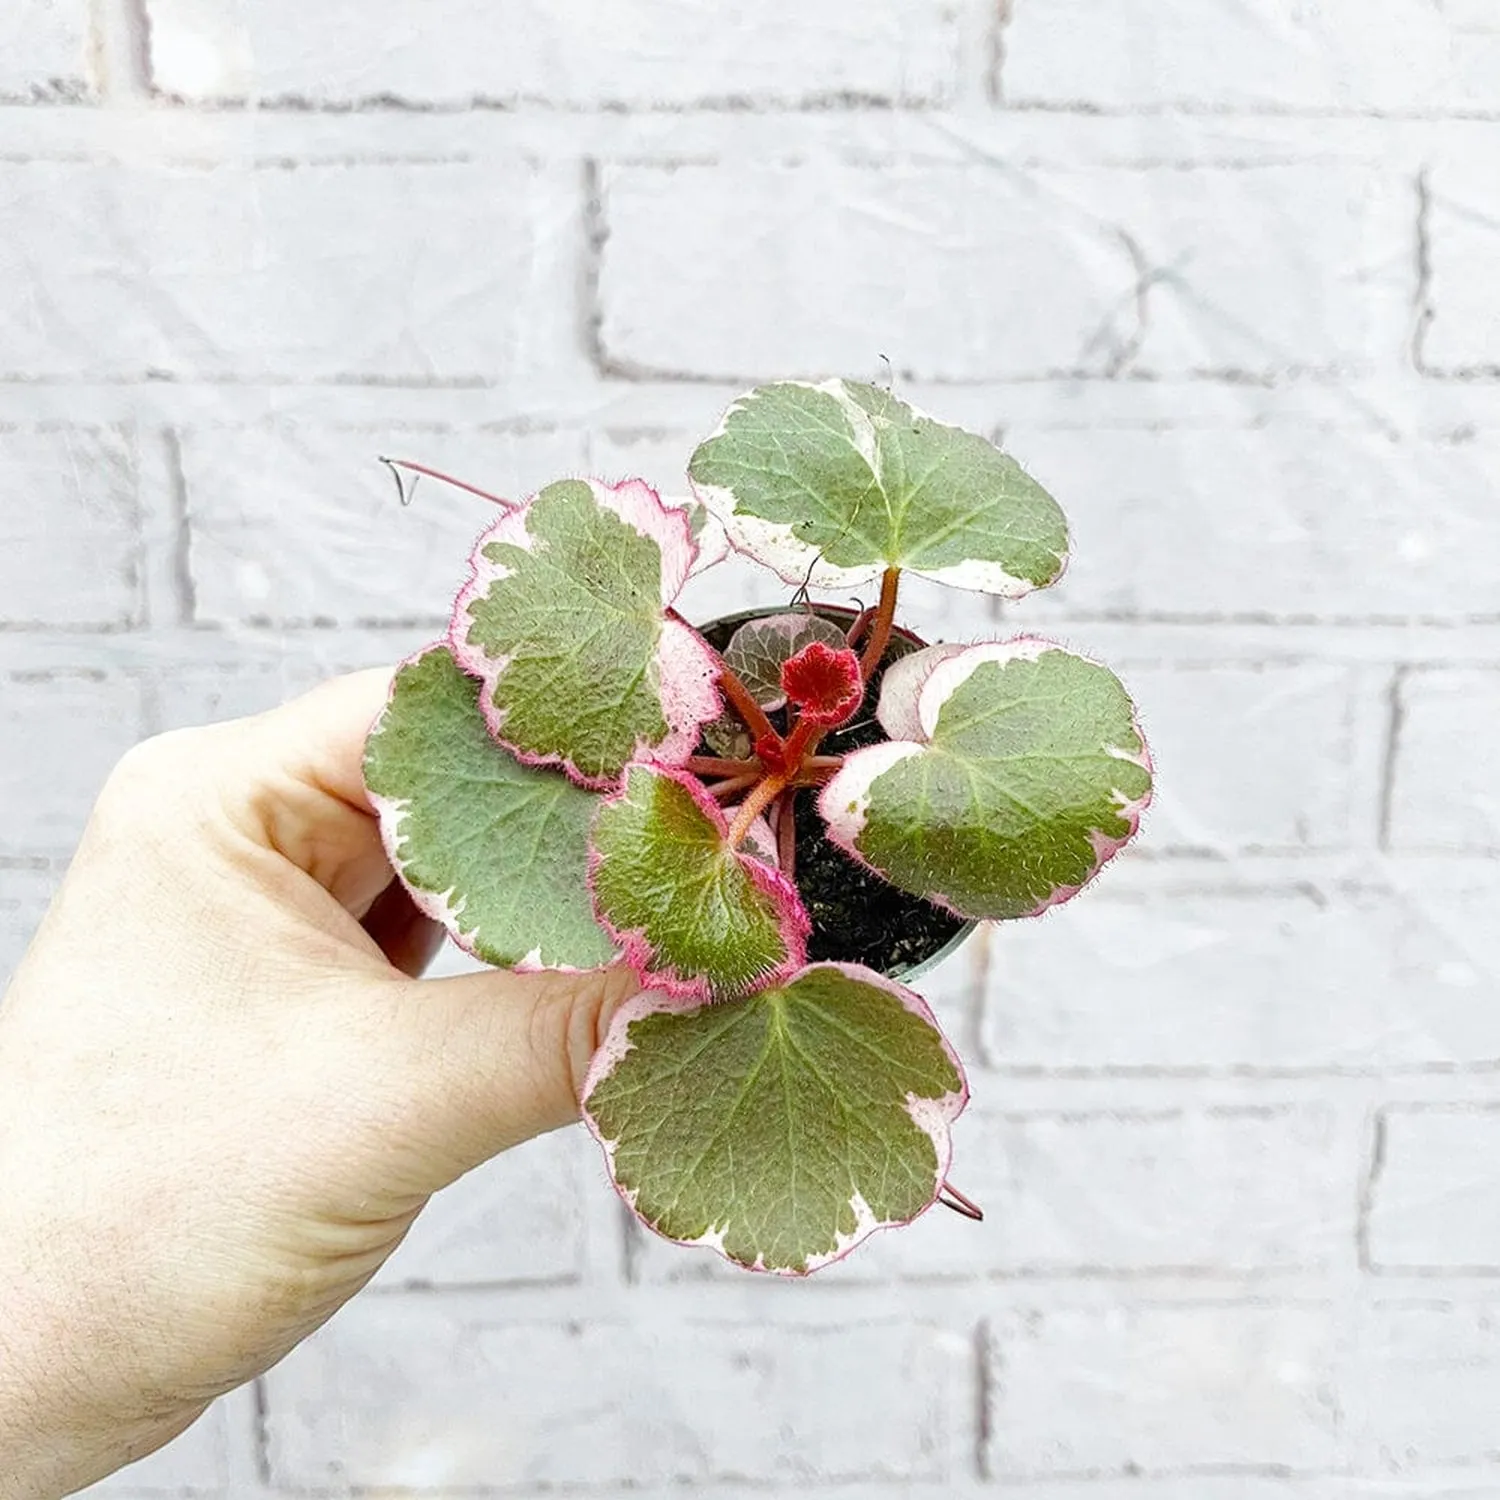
[
  {"left": 688, "top": 379, "right": 1068, "bottom": 594},
  {"left": 582, "top": 963, "right": 967, "bottom": 1274},
  {"left": 590, "top": 764, "right": 808, "bottom": 997},
  {"left": 452, "top": 477, "right": 719, "bottom": 786},
  {"left": 364, "top": 646, "right": 617, "bottom": 970},
  {"left": 820, "top": 640, "right": 1152, "bottom": 920}
]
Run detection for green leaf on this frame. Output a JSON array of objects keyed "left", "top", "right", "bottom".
[
  {"left": 364, "top": 645, "right": 617, "bottom": 970},
  {"left": 688, "top": 379, "right": 1069, "bottom": 595},
  {"left": 582, "top": 963, "right": 968, "bottom": 1275},
  {"left": 723, "top": 611, "right": 850, "bottom": 709},
  {"left": 820, "top": 640, "right": 1152, "bottom": 920},
  {"left": 452, "top": 477, "right": 719, "bottom": 786},
  {"left": 589, "top": 764, "right": 808, "bottom": 997}
]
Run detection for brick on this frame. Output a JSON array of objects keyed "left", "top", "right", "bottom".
[
  {"left": 637, "top": 1103, "right": 1345, "bottom": 1284},
  {"left": 180, "top": 425, "right": 587, "bottom": 627},
  {"left": 1388, "top": 669, "right": 1500, "bottom": 852},
  {"left": 1004, "top": 0, "right": 1498, "bottom": 112},
  {"left": 266, "top": 1306, "right": 962, "bottom": 1488},
  {"left": 0, "top": 428, "right": 141, "bottom": 629},
  {"left": 1366, "top": 1107, "right": 1500, "bottom": 1271},
  {"left": 1426, "top": 155, "right": 1500, "bottom": 375},
  {"left": 598, "top": 163, "right": 1407, "bottom": 382},
  {"left": 922, "top": 1104, "right": 1345, "bottom": 1276},
  {"left": 1127, "top": 664, "right": 1357, "bottom": 854},
  {"left": 0, "top": 672, "right": 145, "bottom": 860},
  {"left": 599, "top": 162, "right": 1139, "bottom": 382},
  {"left": 0, "top": 0, "right": 89, "bottom": 100},
  {"left": 986, "top": 1302, "right": 1339, "bottom": 1477},
  {"left": 0, "top": 865, "right": 58, "bottom": 987},
  {"left": 372, "top": 1126, "right": 589, "bottom": 1289},
  {"left": 145, "top": 0, "right": 960, "bottom": 107},
  {"left": 1348, "top": 1302, "right": 1500, "bottom": 1471},
  {"left": 981, "top": 875, "right": 1500, "bottom": 1072},
  {"left": 1006, "top": 425, "right": 1500, "bottom": 620},
  {"left": 76, "top": 1401, "right": 228, "bottom": 1495},
  {"left": 0, "top": 161, "right": 574, "bottom": 383}
]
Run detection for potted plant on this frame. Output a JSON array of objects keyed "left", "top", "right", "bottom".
[{"left": 363, "top": 378, "right": 1153, "bottom": 1275}]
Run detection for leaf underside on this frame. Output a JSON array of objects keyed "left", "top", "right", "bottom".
[
  {"left": 590, "top": 764, "right": 807, "bottom": 997},
  {"left": 687, "top": 379, "right": 1069, "bottom": 593},
  {"left": 454, "top": 478, "right": 707, "bottom": 783},
  {"left": 825, "top": 645, "right": 1152, "bottom": 920},
  {"left": 584, "top": 964, "right": 965, "bottom": 1274},
  {"left": 363, "top": 646, "right": 616, "bottom": 970},
  {"left": 723, "top": 611, "right": 849, "bottom": 710}
]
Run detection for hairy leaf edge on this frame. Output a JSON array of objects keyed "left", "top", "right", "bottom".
[
  {"left": 689, "top": 378, "right": 1071, "bottom": 597},
  {"left": 364, "top": 645, "right": 618, "bottom": 974},
  {"left": 820, "top": 636, "right": 1154, "bottom": 921},
  {"left": 579, "top": 962, "right": 970, "bottom": 1276},
  {"left": 448, "top": 476, "right": 721, "bottom": 788},
  {"left": 586, "top": 762, "right": 811, "bottom": 999}
]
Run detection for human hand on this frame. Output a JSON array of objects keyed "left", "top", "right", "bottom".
[{"left": 0, "top": 671, "right": 637, "bottom": 1499}]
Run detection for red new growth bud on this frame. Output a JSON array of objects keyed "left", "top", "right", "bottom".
[{"left": 781, "top": 642, "right": 864, "bottom": 728}]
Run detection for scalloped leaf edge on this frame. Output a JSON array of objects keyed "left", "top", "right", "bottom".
[
  {"left": 579, "top": 961, "right": 970, "bottom": 1276},
  {"left": 449, "top": 476, "right": 721, "bottom": 788},
  {"left": 365, "top": 644, "right": 619, "bottom": 974},
  {"left": 820, "top": 636, "right": 1153, "bottom": 920},
  {"left": 586, "top": 762, "right": 810, "bottom": 998}
]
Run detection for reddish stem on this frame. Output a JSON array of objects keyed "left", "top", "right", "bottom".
[
  {"left": 726, "top": 774, "right": 788, "bottom": 848},
  {"left": 707, "top": 772, "right": 761, "bottom": 802},
  {"left": 687, "top": 755, "right": 760, "bottom": 778},
  {"left": 775, "top": 788, "right": 798, "bottom": 878},
  {"left": 937, "top": 1181, "right": 985, "bottom": 1222},
  {"left": 668, "top": 610, "right": 782, "bottom": 749},
  {"left": 379, "top": 457, "right": 517, "bottom": 510},
  {"left": 845, "top": 606, "right": 876, "bottom": 648},
  {"left": 805, "top": 754, "right": 844, "bottom": 773},
  {"left": 859, "top": 567, "right": 902, "bottom": 682}
]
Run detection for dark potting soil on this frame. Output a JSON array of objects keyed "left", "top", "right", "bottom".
[{"left": 699, "top": 608, "right": 968, "bottom": 977}]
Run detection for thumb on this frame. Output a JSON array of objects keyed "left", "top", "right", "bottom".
[{"left": 362, "top": 961, "right": 643, "bottom": 1195}]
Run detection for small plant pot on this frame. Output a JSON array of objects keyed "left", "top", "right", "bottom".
[{"left": 699, "top": 604, "right": 977, "bottom": 983}]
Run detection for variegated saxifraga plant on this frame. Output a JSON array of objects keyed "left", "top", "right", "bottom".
[{"left": 363, "top": 378, "right": 1154, "bottom": 1275}]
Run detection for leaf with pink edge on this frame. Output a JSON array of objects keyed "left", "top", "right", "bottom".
[
  {"left": 820, "top": 640, "right": 1152, "bottom": 920},
  {"left": 363, "top": 646, "right": 617, "bottom": 971},
  {"left": 589, "top": 764, "right": 808, "bottom": 997},
  {"left": 581, "top": 963, "right": 967, "bottom": 1275},
  {"left": 451, "top": 477, "right": 719, "bottom": 786}
]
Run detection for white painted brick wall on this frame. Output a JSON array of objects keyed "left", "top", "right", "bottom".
[
  {"left": 599, "top": 163, "right": 1409, "bottom": 382},
  {"left": 144, "top": 0, "right": 964, "bottom": 108},
  {"left": 2, "top": 1, "right": 1499, "bottom": 1495},
  {"left": 1425, "top": 155, "right": 1500, "bottom": 373},
  {"left": 0, "top": 427, "right": 143, "bottom": 628},
  {"left": 265, "top": 1305, "right": 965, "bottom": 1488},
  {"left": 0, "top": 1, "right": 91, "bottom": 100},
  {"left": 1388, "top": 669, "right": 1500, "bottom": 851},
  {"left": 1365, "top": 1107, "right": 1500, "bottom": 1272},
  {"left": 1003, "top": 0, "right": 1500, "bottom": 113},
  {"left": 986, "top": 1302, "right": 1341, "bottom": 1477}
]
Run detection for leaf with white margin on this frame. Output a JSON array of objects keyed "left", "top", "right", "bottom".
[
  {"left": 581, "top": 962, "right": 967, "bottom": 1275},
  {"left": 820, "top": 639, "right": 1152, "bottom": 921},
  {"left": 687, "top": 379, "right": 1069, "bottom": 595},
  {"left": 363, "top": 645, "right": 617, "bottom": 971},
  {"left": 723, "top": 611, "right": 850, "bottom": 710},
  {"left": 451, "top": 477, "right": 720, "bottom": 787},
  {"left": 589, "top": 763, "right": 809, "bottom": 997},
  {"left": 875, "top": 642, "right": 968, "bottom": 743}
]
